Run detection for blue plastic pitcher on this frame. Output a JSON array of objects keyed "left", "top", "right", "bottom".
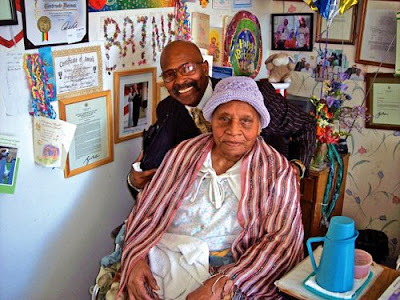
[{"left": 306, "top": 216, "right": 359, "bottom": 293}]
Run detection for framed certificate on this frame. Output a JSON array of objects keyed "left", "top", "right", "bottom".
[
  {"left": 356, "top": 0, "right": 400, "bottom": 68},
  {"left": 59, "top": 91, "right": 114, "bottom": 178},
  {"left": 53, "top": 46, "right": 103, "bottom": 100},
  {"left": 366, "top": 73, "right": 400, "bottom": 130},
  {"left": 113, "top": 68, "right": 157, "bottom": 143},
  {"left": 21, "top": 0, "right": 88, "bottom": 49},
  {"left": 316, "top": 6, "right": 357, "bottom": 45},
  {"left": 0, "top": 0, "right": 17, "bottom": 26}
]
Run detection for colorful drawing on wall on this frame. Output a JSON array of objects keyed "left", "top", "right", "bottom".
[
  {"left": 209, "top": 27, "right": 222, "bottom": 65},
  {"left": 89, "top": 0, "right": 175, "bottom": 12},
  {"left": 191, "top": 12, "right": 210, "bottom": 49},
  {"left": 223, "top": 10, "right": 262, "bottom": 78},
  {"left": 0, "top": 135, "right": 21, "bottom": 195},
  {"left": 213, "top": 0, "right": 230, "bottom": 9}
]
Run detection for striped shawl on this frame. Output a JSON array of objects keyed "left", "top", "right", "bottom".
[{"left": 119, "top": 133, "right": 304, "bottom": 298}]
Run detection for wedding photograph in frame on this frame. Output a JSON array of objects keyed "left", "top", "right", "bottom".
[
  {"left": 271, "top": 13, "right": 313, "bottom": 51},
  {"left": 365, "top": 73, "right": 400, "bottom": 130},
  {"left": 356, "top": 0, "right": 400, "bottom": 68},
  {"left": 0, "top": 0, "right": 17, "bottom": 26},
  {"left": 316, "top": 5, "right": 357, "bottom": 44},
  {"left": 114, "top": 68, "right": 157, "bottom": 143},
  {"left": 59, "top": 91, "right": 114, "bottom": 178}
]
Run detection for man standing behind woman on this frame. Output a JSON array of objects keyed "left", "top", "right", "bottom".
[{"left": 128, "top": 40, "right": 316, "bottom": 192}]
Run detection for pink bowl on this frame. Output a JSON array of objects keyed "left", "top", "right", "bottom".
[{"left": 354, "top": 249, "right": 373, "bottom": 279}]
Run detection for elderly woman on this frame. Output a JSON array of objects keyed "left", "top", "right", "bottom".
[{"left": 118, "top": 77, "right": 304, "bottom": 299}]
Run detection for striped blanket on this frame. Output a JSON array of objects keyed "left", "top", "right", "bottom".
[{"left": 119, "top": 133, "right": 304, "bottom": 298}]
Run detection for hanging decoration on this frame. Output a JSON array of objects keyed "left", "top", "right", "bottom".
[
  {"left": 223, "top": 10, "right": 262, "bottom": 78},
  {"left": 122, "top": 16, "right": 135, "bottom": 63},
  {"left": 167, "top": 13, "right": 176, "bottom": 44},
  {"left": 303, "top": 0, "right": 358, "bottom": 25},
  {"left": 137, "top": 16, "right": 148, "bottom": 65},
  {"left": 104, "top": 17, "right": 122, "bottom": 74},
  {"left": 175, "top": 0, "right": 191, "bottom": 41},
  {"left": 23, "top": 54, "right": 57, "bottom": 119}
]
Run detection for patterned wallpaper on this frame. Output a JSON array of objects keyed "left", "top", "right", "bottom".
[{"left": 288, "top": 73, "right": 400, "bottom": 263}]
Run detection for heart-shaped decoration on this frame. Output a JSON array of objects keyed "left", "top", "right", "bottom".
[{"left": 0, "top": 0, "right": 24, "bottom": 48}]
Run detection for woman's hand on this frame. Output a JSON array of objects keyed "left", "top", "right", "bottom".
[
  {"left": 126, "top": 258, "right": 160, "bottom": 300},
  {"left": 186, "top": 275, "right": 233, "bottom": 300}
]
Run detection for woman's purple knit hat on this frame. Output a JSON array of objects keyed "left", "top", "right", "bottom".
[{"left": 203, "top": 76, "right": 270, "bottom": 128}]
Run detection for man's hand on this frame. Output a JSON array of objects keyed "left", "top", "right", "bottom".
[
  {"left": 126, "top": 258, "right": 160, "bottom": 300},
  {"left": 129, "top": 152, "right": 157, "bottom": 189},
  {"left": 290, "top": 162, "right": 301, "bottom": 184},
  {"left": 186, "top": 275, "right": 233, "bottom": 300}
]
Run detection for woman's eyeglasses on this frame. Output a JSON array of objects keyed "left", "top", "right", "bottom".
[{"left": 161, "top": 61, "right": 204, "bottom": 83}]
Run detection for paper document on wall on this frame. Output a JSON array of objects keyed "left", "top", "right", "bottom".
[
  {"left": 33, "top": 116, "right": 77, "bottom": 168},
  {"left": 396, "top": 11, "right": 400, "bottom": 75},
  {"left": 0, "top": 135, "right": 21, "bottom": 194},
  {"left": 0, "top": 52, "right": 31, "bottom": 116}
]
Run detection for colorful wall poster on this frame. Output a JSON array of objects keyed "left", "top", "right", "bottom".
[
  {"left": 209, "top": 27, "right": 223, "bottom": 66},
  {"left": 191, "top": 12, "right": 210, "bottom": 49},
  {"left": 0, "top": 135, "right": 21, "bottom": 194}
]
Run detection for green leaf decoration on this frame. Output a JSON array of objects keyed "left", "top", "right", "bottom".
[
  {"left": 352, "top": 160, "right": 370, "bottom": 170},
  {"left": 393, "top": 141, "right": 400, "bottom": 159},
  {"left": 381, "top": 220, "right": 399, "bottom": 231}
]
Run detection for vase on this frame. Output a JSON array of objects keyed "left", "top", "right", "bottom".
[{"left": 311, "top": 143, "right": 328, "bottom": 171}]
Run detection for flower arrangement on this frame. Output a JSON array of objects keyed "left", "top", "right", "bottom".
[{"left": 310, "top": 73, "right": 370, "bottom": 146}]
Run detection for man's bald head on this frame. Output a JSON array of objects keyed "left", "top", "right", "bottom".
[{"left": 160, "top": 41, "right": 204, "bottom": 71}]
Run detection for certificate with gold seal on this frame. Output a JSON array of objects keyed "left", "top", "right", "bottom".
[{"left": 21, "top": 0, "right": 88, "bottom": 49}]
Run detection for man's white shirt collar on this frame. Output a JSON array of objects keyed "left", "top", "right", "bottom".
[{"left": 185, "top": 78, "right": 213, "bottom": 111}]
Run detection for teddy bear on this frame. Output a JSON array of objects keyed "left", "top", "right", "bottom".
[{"left": 265, "top": 52, "right": 295, "bottom": 83}]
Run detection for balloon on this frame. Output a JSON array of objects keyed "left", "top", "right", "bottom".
[{"left": 339, "top": 0, "right": 359, "bottom": 15}]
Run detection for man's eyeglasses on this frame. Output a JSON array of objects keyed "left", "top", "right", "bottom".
[{"left": 161, "top": 61, "right": 204, "bottom": 83}]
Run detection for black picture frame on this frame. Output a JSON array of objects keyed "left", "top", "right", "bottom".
[
  {"left": 21, "top": 0, "right": 89, "bottom": 49},
  {"left": 0, "top": 0, "right": 17, "bottom": 26},
  {"left": 271, "top": 13, "right": 314, "bottom": 52}
]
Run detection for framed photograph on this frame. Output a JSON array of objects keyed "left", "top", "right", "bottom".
[
  {"left": 59, "top": 91, "right": 114, "bottom": 178},
  {"left": 316, "top": 6, "right": 357, "bottom": 44},
  {"left": 53, "top": 46, "right": 103, "bottom": 100},
  {"left": 114, "top": 68, "right": 157, "bottom": 143},
  {"left": 356, "top": 0, "right": 400, "bottom": 68},
  {"left": 21, "top": 0, "right": 88, "bottom": 49},
  {"left": 365, "top": 73, "right": 400, "bottom": 130},
  {"left": 0, "top": 0, "right": 17, "bottom": 26},
  {"left": 271, "top": 13, "right": 313, "bottom": 51}
]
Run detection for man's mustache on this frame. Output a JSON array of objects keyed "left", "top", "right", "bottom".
[{"left": 173, "top": 81, "right": 200, "bottom": 94}]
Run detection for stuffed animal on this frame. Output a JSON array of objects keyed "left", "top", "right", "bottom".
[{"left": 265, "top": 52, "right": 295, "bottom": 83}]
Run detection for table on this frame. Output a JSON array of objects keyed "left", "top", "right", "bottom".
[{"left": 275, "top": 246, "right": 400, "bottom": 299}]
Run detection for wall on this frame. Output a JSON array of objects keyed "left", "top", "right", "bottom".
[{"left": 0, "top": 1, "right": 398, "bottom": 300}]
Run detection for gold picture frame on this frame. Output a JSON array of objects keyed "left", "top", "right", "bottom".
[
  {"left": 59, "top": 91, "right": 114, "bottom": 178},
  {"left": 366, "top": 73, "right": 400, "bottom": 130},
  {"left": 356, "top": 0, "right": 400, "bottom": 68},
  {"left": 113, "top": 68, "right": 157, "bottom": 143},
  {"left": 53, "top": 46, "right": 103, "bottom": 100},
  {"left": 315, "top": 5, "right": 357, "bottom": 44}
]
